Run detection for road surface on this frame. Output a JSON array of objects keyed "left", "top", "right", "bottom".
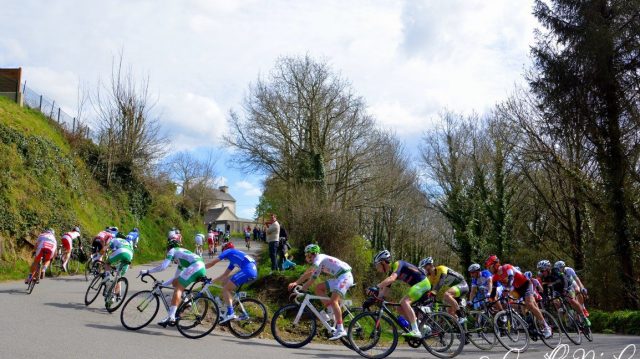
[{"left": 1, "top": 240, "right": 637, "bottom": 359}]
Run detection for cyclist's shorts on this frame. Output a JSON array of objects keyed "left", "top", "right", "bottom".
[
  {"left": 61, "top": 237, "right": 72, "bottom": 251},
  {"left": 108, "top": 248, "right": 133, "bottom": 266},
  {"left": 326, "top": 271, "right": 354, "bottom": 298},
  {"left": 436, "top": 281, "right": 469, "bottom": 300},
  {"left": 407, "top": 277, "right": 432, "bottom": 302},
  {"left": 195, "top": 238, "right": 203, "bottom": 246},
  {"left": 91, "top": 239, "right": 103, "bottom": 254},
  {"left": 35, "top": 248, "right": 54, "bottom": 263},
  {"left": 511, "top": 280, "right": 533, "bottom": 299},
  {"left": 178, "top": 260, "right": 206, "bottom": 288},
  {"left": 230, "top": 263, "right": 258, "bottom": 286}
]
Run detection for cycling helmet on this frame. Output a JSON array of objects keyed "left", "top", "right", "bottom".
[
  {"left": 373, "top": 250, "right": 391, "bottom": 264},
  {"left": 175, "top": 229, "right": 181, "bottom": 234},
  {"left": 73, "top": 226, "right": 80, "bottom": 233},
  {"left": 132, "top": 227, "right": 139, "bottom": 232},
  {"left": 108, "top": 226, "right": 118, "bottom": 233},
  {"left": 524, "top": 271, "right": 533, "bottom": 279},
  {"left": 44, "top": 228, "right": 55, "bottom": 235},
  {"left": 304, "top": 244, "right": 321, "bottom": 254},
  {"left": 222, "top": 242, "right": 235, "bottom": 252},
  {"left": 554, "top": 260, "right": 566, "bottom": 269},
  {"left": 208, "top": 229, "right": 214, "bottom": 233},
  {"left": 468, "top": 263, "right": 481, "bottom": 272},
  {"left": 537, "top": 260, "right": 551, "bottom": 270},
  {"left": 418, "top": 257, "right": 434, "bottom": 268},
  {"left": 514, "top": 266, "right": 521, "bottom": 272},
  {"left": 485, "top": 255, "right": 499, "bottom": 268},
  {"left": 167, "top": 239, "right": 180, "bottom": 250}
]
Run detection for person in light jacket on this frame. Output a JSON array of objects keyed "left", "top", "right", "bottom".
[{"left": 266, "top": 213, "right": 280, "bottom": 271}]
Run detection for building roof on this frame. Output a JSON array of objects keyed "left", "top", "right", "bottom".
[
  {"left": 213, "top": 188, "right": 235, "bottom": 202},
  {"left": 204, "top": 208, "right": 232, "bottom": 224}
]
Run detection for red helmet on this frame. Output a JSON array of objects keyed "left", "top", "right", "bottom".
[
  {"left": 222, "top": 242, "right": 235, "bottom": 252},
  {"left": 485, "top": 255, "right": 499, "bottom": 268}
]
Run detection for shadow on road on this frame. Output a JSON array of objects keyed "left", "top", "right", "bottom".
[
  {"left": 0, "top": 288, "right": 28, "bottom": 295},
  {"left": 85, "top": 323, "right": 167, "bottom": 336},
  {"left": 50, "top": 276, "right": 88, "bottom": 283},
  {"left": 44, "top": 301, "right": 106, "bottom": 314},
  {"left": 220, "top": 337, "right": 284, "bottom": 349}
]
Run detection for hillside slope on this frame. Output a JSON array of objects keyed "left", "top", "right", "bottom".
[{"left": 0, "top": 97, "right": 199, "bottom": 279}]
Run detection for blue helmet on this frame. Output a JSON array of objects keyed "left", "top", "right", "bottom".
[{"left": 132, "top": 227, "right": 139, "bottom": 232}]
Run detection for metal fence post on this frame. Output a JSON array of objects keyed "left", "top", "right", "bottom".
[
  {"left": 50, "top": 101, "right": 55, "bottom": 119},
  {"left": 73, "top": 117, "right": 76, "bottom": 132},
  {"left": 57, "top": 108, "right": 61, "bottom": 123},
  {"left": 39, "top": 95, "right": 42, "bottom": 111}
]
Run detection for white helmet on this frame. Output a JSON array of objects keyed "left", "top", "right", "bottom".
[
  {"left": 419, "top": 257, "right": 434, "bottom": 268},
  {"left": 554, "top": 260, "right": 566, "bottom": 269},
  {"left": 373, "top": 250, "right": 391, "bottom": 264},
  {"left": 468, "top": 263, "right": 481, "bottom": 272},
  {"left": 537, "top": 260, "right": 551, "bottom": 270}
]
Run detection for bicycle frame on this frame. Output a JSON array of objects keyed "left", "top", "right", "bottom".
[{"left": 291, "top": 288, "right": 355, "bottom": 333}]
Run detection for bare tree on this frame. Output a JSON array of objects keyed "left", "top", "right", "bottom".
[{"left": 93, "top": 52, "right": 166, "bottom": 186}]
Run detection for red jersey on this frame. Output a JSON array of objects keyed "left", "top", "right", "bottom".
[
  {"left": 492, "top": 264, "right": 528, "bottom": 289},
  {"left": 95, "top": 231, "right": 113, "bottom": 246}
]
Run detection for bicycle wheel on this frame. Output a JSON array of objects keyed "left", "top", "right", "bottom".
[
  {"left": 176, "top": 296, "right": 219, "bottom": 339},
  {"left": 347, "top": 311, "right": 398, "bottom": 359},
  {"left": 26, "top": 276, "right": 37, "bottom": 294},
  {"left": 106, "top": 277, "right": 129, "bottom": 313},
  {"left": 85, "top": 260, "right": 104, "bottom": 281},
  {"left": 493, "top": 310, "right": 530, "bottom": 352},
  {"left": 583, "top": 322, "right": 593, "bottom": 342},
  {"left": 557, "top": 307, "right": 582, "bottom": 345},
  {"left": 48, "top": 257, "right": 61, "bottom": 277},
  {"left": 421, "top": 312, "right": 464, "bottom": 358},
  {"left": 228, "top": 297, "right": 267, "bottom": 339},
  {"left": 340, "top": 306, "right": 363, "bottom": 349},
  {"left": 85, "top": 275, "right": 103, "bottom": 306},
  {"left": 68, "top": 254, "right": 82, "bottom": 275},
  {"left": 536, "top": 309, "right": 562, "bottom": 349},
  {"left": 467, "top": 311, "right": 496, "bottom": 350},
  {"left": 270, "top": 303, "right": 317, "bottom": 348},
  {"left": 120, "top": 290, "right": 160, "bottom": 330}
]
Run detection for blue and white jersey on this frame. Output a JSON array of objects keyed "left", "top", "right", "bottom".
[
  {"left": 126, "top": 231, "right": 139, "bottom": 243},
  {"left": 218, "top": 248, "right": 255, "bottom": 271},
  {"left": 471, "top": 270, "right": 493, "bottom": 293}
]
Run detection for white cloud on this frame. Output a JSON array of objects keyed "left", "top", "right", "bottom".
[
  {"left": 235, "top": 180, "right": 262, "bottom": 197},
  {"left": 238, "top": 207, "right": 257, "bottom": 220},
  {"left": 22, "top": 66, "right": 80, "bottom": 115},
  {"left": 160, "top": 92, "right": 228, "bottom": 151}
]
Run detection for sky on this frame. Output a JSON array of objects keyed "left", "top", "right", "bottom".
[{"left": 0, "top": 0, "right": 538, "bottom": 219}]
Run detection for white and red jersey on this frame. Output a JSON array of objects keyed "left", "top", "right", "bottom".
[
  {"left": 94, "top": 231, "right": 114, "bottom": 246},
  {"left": 61, "top": 230, "right": 80, "bottom": 250},
  {"left": 207, "top": 232, "right": 215, "bottom": 244},
  {"left": 36, "top": 232, "right": 57, "bottom": 253},
  {"left": 492, "top": 264, "right": 528, "bottom": 290}
]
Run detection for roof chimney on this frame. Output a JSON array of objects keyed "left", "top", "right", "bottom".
[{"left": 219, "top": 186, "right": 229, "bottom": 193}]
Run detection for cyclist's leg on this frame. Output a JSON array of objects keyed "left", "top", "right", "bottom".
[
  {"left": 327, "top": 272, "right": 352, "bottom": 338},
  {"left": 406, "top": 277, "right": 432, "bottom": 325},
  {"left": 443, "top": 286, "right": 459, "bottom": 317},
  {"left": 62, "top": 238, "right": 72, "bottom": 270}
]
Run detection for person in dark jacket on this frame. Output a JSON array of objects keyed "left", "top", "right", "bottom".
[{"left": 277, "top": 225, "right": 290, "bottom": 271}]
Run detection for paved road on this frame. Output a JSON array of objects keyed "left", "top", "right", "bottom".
[{"left": 1, "top": 241, "right": 637, "bottom": 359}]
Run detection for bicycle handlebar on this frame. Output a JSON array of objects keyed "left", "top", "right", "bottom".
[{"left": 140, "top": 272, "right": 158, "bottom": 284}]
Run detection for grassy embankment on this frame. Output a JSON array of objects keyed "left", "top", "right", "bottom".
[{"left": 0, "top": 97, "right": 203, "bottom": 280}]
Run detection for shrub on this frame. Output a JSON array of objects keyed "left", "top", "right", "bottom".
[{"left": 589, "top": 310, "right": 640, "bottom": 335}]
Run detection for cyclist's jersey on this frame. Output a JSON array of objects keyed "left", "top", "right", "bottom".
[
  {"left": 167, "top": 248, "right": 202, "bottom": 269},
  {"left": 390, "top": 260, "right": 425, "bottom": 286},
  {"left": 218, "top": 248, "right": 256, "bottom": 271},
  {"left": 94, "top": 231, "right": 113, "bottom": 246},
  {"left": 207, "top": 232, "right": 215, "bottom": 243},
  {"left": 492, "top": 264, "right": 528, "bottom": 289},
  {"left": 563, "top": 267, "right": 578, "bottom": 288},
  {"left": 428, "top": 265, "right": 465, "bottom": 291},
  {"left": 311, "top": 254, "right": 351, "bottom": 279},
  {"left": 471, "top": 270, "right": 493, "bottom": 293},
  {"left": 37, "top": 232, "right": 57, "bottom": 251},
  {"left": 61, "top": 230, "right": 80, "bottom": 243},
  {"left": 195, "top": 234, "right": 204, "bottom": 245},
  {"left": 244, "top": 230, "right": 251, "bottom": 238},
  {"left": 540, "top": 268, "right": 570, "bottom": 295},
  {"left": 109, "top": 238, "right": 133, "bottom": 251},
  {"left": 125, "top": 231, "right": 139, "bottom": 243}
]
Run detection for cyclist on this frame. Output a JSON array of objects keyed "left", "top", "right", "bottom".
[
  {"left": 207, "top": 230, "right": 216, "bottom": 255},
  {"left": 194, "top": 233, "right": 204, "bottom": 255},
  {"left": 538, "top": 260, "right": 590, "bottom": 327},
  {"left": 205, "top": 242, "right": 258, "bottom": 323},
  {"left": 420, "top": 257, "right": 468, "bottom": 323},
  {"left": 139, "top": 238, "right": 206, "bottom": 327},
  {"left": 25, "top": 228, "right": 57, "bottom": 283},
  {"left": 371, "top": 250, "right": 431, "bottom": 339},
  {"left": 244, "top": 226, "right": 251, "bottom": 247},
  {"left": 223, "top": 229, "right": 230, "bottom": 243},
  {"left": 486, "top": 255, "right": 552, "bottom": 338},
  {"left": 524, "top": 271, "right": 544, "bottom": 302},
  {"left": 102, "top": 236, "right": 134, "bottom": 303},
  {"left": 91, "top": 227, "right": 117, "bottom": 262},
  {"left": 125, "top": 228, "right": 140, "bottom": 249},
  {"left": 287, "top": 244, "right": 353, "bottom": 341},
  {"left": 60, "top": 226, "right": 81, "bottom": 272},
  {"left": 555, "top": 260, "right": 590, "bottom": 317},
  {"left": 467, "top": 263, "right": 494, "bottom": 309}
]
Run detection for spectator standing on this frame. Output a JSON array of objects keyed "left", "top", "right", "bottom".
[
  {"left": 252, "top": 226, "right": 259, "bottom": 241},
  {"left": 266, "top": 213, "right": 280, "bottom": 272}
]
